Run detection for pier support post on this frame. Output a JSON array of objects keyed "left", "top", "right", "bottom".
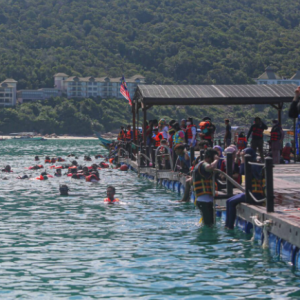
[
  {"left": 146, "top": 146, "right": 150, "bottom": 167},
  {"left": 265, "top": 157, "right": 274, "bottom": 213},
  {"left": 226, "top": 152, "right": 233, "bottom": 197},
  {"left": 244, "top": 154, "right": 252, "bottom": 204},
  {"left": 190, "top": 146, "right": 195, "bottom": 167},
  {"left": 151, "top": 146, "right": 155, "bottom": 168}
]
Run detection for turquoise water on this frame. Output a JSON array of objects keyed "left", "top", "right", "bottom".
[{"left": 0, "top": 140, "right": 300, "bottom": 299}]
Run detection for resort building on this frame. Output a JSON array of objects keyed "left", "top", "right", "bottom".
[
  {"left": 53, "top": 74, "right": 145, "bottom": 99},
  {"left": 0, "top": 79, "right": 17, "bottom": 106},
  {"left": 255, "top": 66, "right": 300, "bottom": 85},
  {"left": 17, "top": 88, "right": 59, "bottom": 103}
]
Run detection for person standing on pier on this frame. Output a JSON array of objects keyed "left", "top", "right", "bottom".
[
  {"left": 224, "top": 119, "right": 232, "bottom": 148},
  {"left": 126, "top": 125, "right": 133, "bottom": 141},
  {"left": 270, "top": 120, "right": 283, "bottom": 164},
  {"left": 173, "top": 123, "right": 186, "bottom": 146},
  {"left": 199, "top": 117, "right": 216, "bottom": 147},
  {"left": 247, "top": 117, "right": 267, "bottom": 162},
  {"left": 193, "top": 149, "right": 219, "bottom": 227},
  {"left": 186, "top": 117, "right": 197, "bottom": 147},
  {"left": 225, "top": 148, "right": 265, "bottom": 230}
]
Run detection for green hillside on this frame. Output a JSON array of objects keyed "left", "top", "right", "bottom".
[{"left": 0, "top": 0, "right": 298, "bottom": 133}]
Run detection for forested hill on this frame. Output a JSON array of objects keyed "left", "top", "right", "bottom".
[{"left": 1, "top": 0, "right": 300, "bottom": 89}]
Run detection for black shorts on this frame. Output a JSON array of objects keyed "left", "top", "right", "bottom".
[{"left": 196, "top": 201, "right": 214, "bottom": 226}]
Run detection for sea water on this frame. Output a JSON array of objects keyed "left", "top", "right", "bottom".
[{"left": 0, "top": 140, "right": 300, "bottom": 299}]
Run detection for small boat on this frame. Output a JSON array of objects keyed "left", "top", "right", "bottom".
[
  {"left": 94, "top": 132, "right": 112, "bottom": 149},
  {"left": 9, "top": 132, "right": 47, "bottom": 141}
]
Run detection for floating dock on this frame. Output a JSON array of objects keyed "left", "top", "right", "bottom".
[{"left": 119, "top": 154, "right": 300, "bottom": 267}]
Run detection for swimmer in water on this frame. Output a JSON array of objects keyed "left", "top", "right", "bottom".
[
  {"left": 35, "top": 156, "right": 39, "bottom": 161},
  {"left": 84, "top": 155, "right": 92, "bottom": 161},
  {"left": 68, "top": 154, "right": 75, "bottom": 157},
  {"left": 2, "top": 165, "right": 12, "bottom": 172},
  {"left": 54, "top": 169, "right": 62, "bottom": 177},
  {"left": 59, "top": 184, "right": 70, "bottom": 196},
  {"left": 104, "top": 186, "right": 119, "bottom": 203},
  {"left": 17, "top": 175, "right": 30, "bottom": 180}
]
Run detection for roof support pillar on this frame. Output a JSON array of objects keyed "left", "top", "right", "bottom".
[
  {"left": 143, "top": 107, "right": 147, "bottom": 145},
  {"left": 278, "top": 102, "right": 283, "bottom": 127},
  {"left": 132, "top": 102, "right": 136, "bottom": 143}
]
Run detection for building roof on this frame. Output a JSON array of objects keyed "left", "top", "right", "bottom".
[
  {"left": 62, "top": 74, "right": 143, "bottom": 83},
  {"left": 133, "top": 84, "right": 296, "bottom": 106},
  {"left": 290, "top": 71, "right": 300, "bottom": 80},
  {"left": 257, "top": 66, "right": 281, "bottom": 80},
  {"left": 54, "top": 73, "right": 69, "bottom": 77},
  {"left": 2, "top": 78, "right": 17, "bottom": 83},
  {"left": 0, "top": 82, "right": 14, "bottom": 88},
  {"left": 130, "top": 74, "right": 145, "bottom": 80}
]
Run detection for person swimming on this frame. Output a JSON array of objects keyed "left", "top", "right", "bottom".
[
  {"left": 54, "top": 169, "right": 62, "bottom": 177},
  {"left": 59, "top": 184, "right": 70, "bottom": 196},
  {"left": 35, "top": 156, "right": 39, "bottom": 161},
  {"left": 17, "top": 175, "right": 30, "bottom": 180},
  {"left": 104, "top": 186, "right": 119, "bottom": 203},
  {"left": 84, "top": 155, "right": 92, "bottom": 161},
  {"left": 2, "top": 165, "right": 12, "bottom": 172}
]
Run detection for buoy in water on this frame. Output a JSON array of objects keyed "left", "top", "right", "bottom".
[{"left": 120, "top": 165, "right": 128, "bottom": 171}]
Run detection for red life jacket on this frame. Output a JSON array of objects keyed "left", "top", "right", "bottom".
[
  {"left": 186, "top": 125, "right": 196, "bottom": 139},
  {"left": 86, "top": 174, "right": 100, "bottom": 182},
  {"left": 57, "top": 158, "right": 65, "bottom": 162},
  {"left": 154, "top": 132, "right": 163, "bottom": 147},
  {"left": 252, "top": 125, "right": 264, "bottom": 139},
  {"left": 45, "top": 160, "right": 51, "bottom": 163},
  {"left": 282, "top": 147, "right": 291, "bottom": 160},
  {"left": 51, "top": 158, "right": 56, "bottom": 163},
  {"left": 237, "top": 137, "right": 247, "bottom": 150},
  {"left": 271, "top": 126, "right": 281, "bottom": 141},
  {"left": 104, "top": 198, "right": 120, "bottom": 203},
  {"left": 100, "top": 163, "right": 109, "bottom": 168}
]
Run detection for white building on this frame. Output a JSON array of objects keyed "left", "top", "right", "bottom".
[
  {"left": 0, "top": 79, "right": 17, "bottom": 106},
  {"left": 53, "top": 73, "right": 145, "bottom": 99},
  {"left": 255, "top": 66, "right": 300, "bottom": 85}
]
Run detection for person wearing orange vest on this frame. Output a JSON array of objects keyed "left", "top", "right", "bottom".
[
  {"left": 126, "top": 125, "right": 133, "bottom": 141},
  {"left": 270, "top": 119, "right": 283, "bottom": 164},
  {"left": 199, "top": 117, "right": 216, "bottom": 147},
  {"left": 247, "top": 117, "right": 268, "bottom": 162},
  {"left": 118, "top": 126, "right": 126, "bottom": 141},
  {"left": 152, "top": 127, "right": 163, "bottom": 147},
  {"left": 104, "top": 186, "right": 120, "bottom": 203},
  {"left": 186, "top": 117, "right": 197, "bottom": 147}
]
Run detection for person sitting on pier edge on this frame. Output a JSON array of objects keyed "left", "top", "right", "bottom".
[
  {"left": 104, "top": 186, "right": 119, "bottom": 203},
  {"left": 270, "top": 120, "right": 283, "bottom": 164},
  {"left": 220, "top": 146, "right": 241, "bottom": 184},
  {"left": 193, "top": 149, "right": 219, "bottom": 226},
  {"left": 224, "top": 119, "right": 232, "bottom": 148},
  {"left": 2, "top": 165, "right": 12, "bottom": 172},
  {"left": 288, "top": 86, "right": 300, "bottom": 118},
  {"left": 173, "top": 123, "right": 185, "bottom": 146},
  {"left": 118, "top": 126, "right": 126, "bottom": 141},
  {"left": 174, "top": 144, "right": 190, "bottom": 174},
  {"left": 199, "top": 117, "right": 216, "bottom": 147},
  {"left": 237, "top": 132, "right": 247, "bottom": 150},
  {"left": 186, "top": 117, "right": 197, "bottom": 147},
  {"left": 225, "top": 147, "right": 265, "bottom": 230},
  {"left": 247, "top": 117, "right": 268, "bottom": 163}
]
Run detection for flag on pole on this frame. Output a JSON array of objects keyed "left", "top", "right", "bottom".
[{"left": 120, "top": 75, "right": 132, "bottom": 106}]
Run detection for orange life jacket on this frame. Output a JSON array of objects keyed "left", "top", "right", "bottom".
[
  {"left": 154, "top": 132, "right": 163, "bottom": 147},
  {"left": 45, "top": 160, "right": 51, "bottom": 163},
  {"left": 126, "top": 130, "right": 132, "bottom": 140},
  {"left": 186, "top": 125, "right": 196, "bottom": 139},
  {"left": 199, "top": 121, "right": 211, "bottom": 139},
  {"left": 118, "top": 130, "right": 125, "bottom": 140},
  {"left": 104, "top": 198, "right": 120, "bottom": 203}
]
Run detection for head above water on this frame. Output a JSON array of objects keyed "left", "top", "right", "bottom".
[
  {"left": 106, "top": 186, "right": 116, "bottom": 200},
  {"left": 59, "top": 184, "right": 69, "bottom": 196},
  {"left": 5, "top": 165, "right": 11, "bottom": 171}
]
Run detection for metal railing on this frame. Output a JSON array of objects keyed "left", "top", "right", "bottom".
[{"left": 155, "top": 145, "right": 173, "bottom": 171}]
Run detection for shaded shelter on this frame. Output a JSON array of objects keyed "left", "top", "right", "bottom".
[{"left": 132, "top": 84, "right": 296, "bottom": 144}]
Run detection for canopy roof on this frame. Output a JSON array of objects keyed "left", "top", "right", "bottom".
[{"left": 133, "top": 84, "right": 296, "bottom": 106}]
